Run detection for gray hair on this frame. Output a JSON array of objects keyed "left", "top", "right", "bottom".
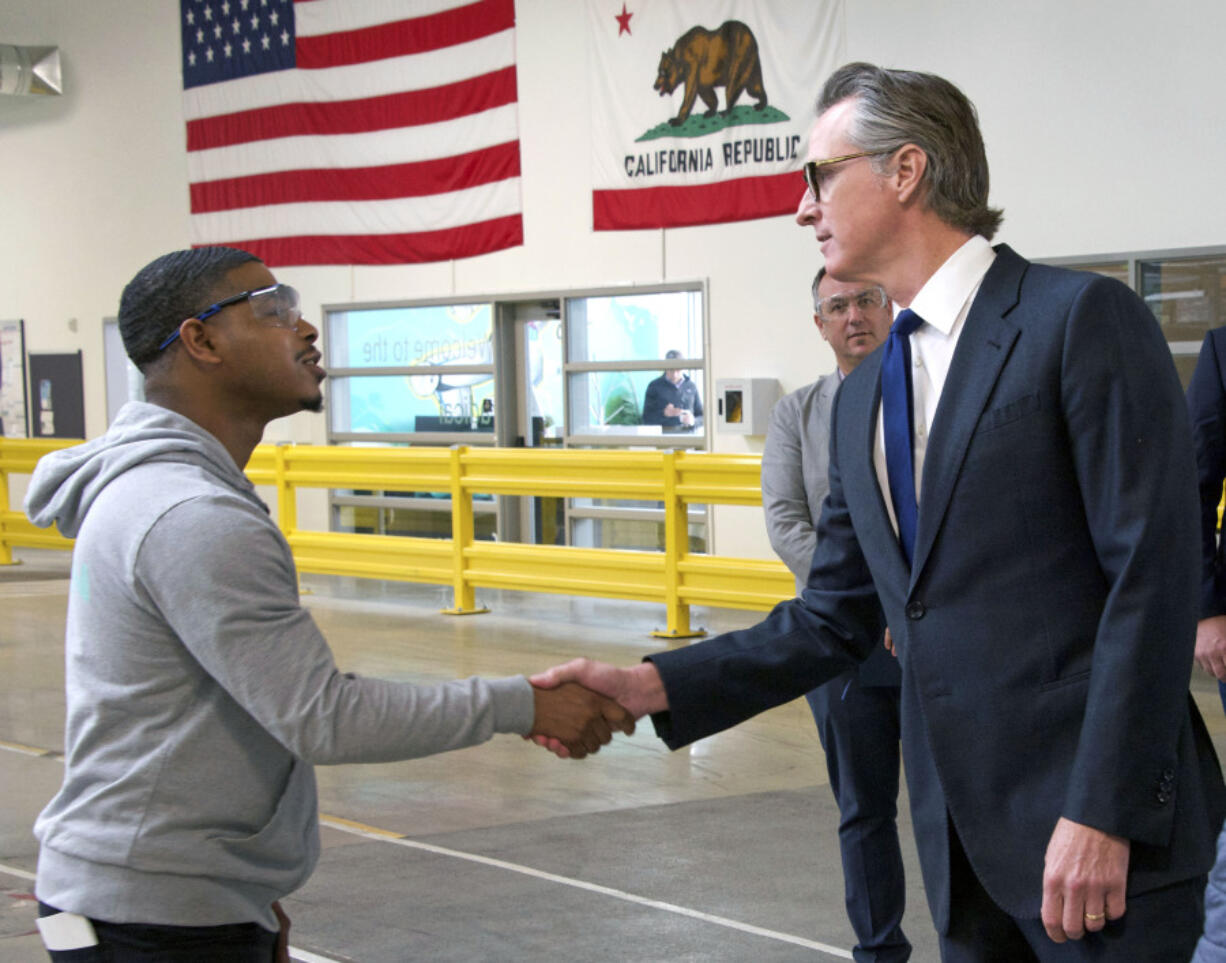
[
  {"left": 811, "top": 267, "right": 827, "bottom": 313},
  {"left": 119, "top": 247, "right": 261, "bottom": 371},
  {"left": 818, "top": 63, "right": 1003, "bottom": 240}
]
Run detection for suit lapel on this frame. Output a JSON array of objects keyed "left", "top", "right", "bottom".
[
  {"left": 839, "top": 352, "right": 914, "bottom": 586},
  {"left": 909, "top": 246, "right": 1026, "bottom": 582},
  {"left": 815, "top": 371, "right": 839, "bottom": 426}
]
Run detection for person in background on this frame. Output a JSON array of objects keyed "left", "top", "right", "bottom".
[
  {"left": 1186, "top": 324, "right": 1226, "bottom": 963},
  {"left": 25, "top": 246, "right": 632, "bottom": 962},
  {"left": 761, "top": 266, "right": 906, "bottom": 961},
  {"left": 1186, "top": 324, "right": 1226, "bottom": 713},
  {"left": 642, "top": 348, "right": 703, "bottom": 429}
]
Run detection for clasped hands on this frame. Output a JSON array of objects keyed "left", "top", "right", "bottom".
[
  {"left": 531, "top": 660, "right": 1133, "bottom": 948},
  {"left": 663, "top": 403, "right": 695, "bottom": 426},
  {"left": 528, "top": 659, "right": 664, "bottom": 759}
]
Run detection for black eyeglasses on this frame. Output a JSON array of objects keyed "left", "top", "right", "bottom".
[
  {"left": 158, "top": 283, "right": 302, "bottom": 351},
  {"left": 803, "top": 150, "right": 893, "bottom": 202}
]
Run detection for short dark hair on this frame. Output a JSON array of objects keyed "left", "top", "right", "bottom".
[
  {"left": 119, "top": 247, "right": 261, "bottom": 371},
  {"left": 818, "top": 62, "right": 1003, "bottom": 240},
  {"left": 664, "top": 348, "right": 682, "bottom": 360}
]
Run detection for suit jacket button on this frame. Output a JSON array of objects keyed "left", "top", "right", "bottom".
[
  {"left": 1156, "top": 790, "right": 1171, "bottom": 804},
  {"left": 905, "top": 601, "right": 926, "bottom": 620},
  {"left": 1162, "top": 768, "right": 1176, "bottom": 781}
]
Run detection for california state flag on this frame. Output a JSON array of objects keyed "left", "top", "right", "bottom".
[{"left": 587, "top": 0, "right": 840, "bottom": 230}]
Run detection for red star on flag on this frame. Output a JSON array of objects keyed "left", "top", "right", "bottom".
[{"left": 615, "top": 3, "right": 632, "bottom": 36}]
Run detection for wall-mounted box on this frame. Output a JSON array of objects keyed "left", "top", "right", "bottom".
[{"left": 715, "top": 378, "right": 780, "bottom": 435}]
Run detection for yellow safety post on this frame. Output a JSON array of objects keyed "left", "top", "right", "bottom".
[
  {"left": 651, "top": 449, "right": 706, "bottom": 641},
  {"left": 271, "top": 444, "right": 313, "bottom": 596},
  {"left": 441, "top": 445, "right": 487, "bottom": 616},
  {"left": 0, "top": 443, "right": 12, "bottom": 565},
  {"left": 274, "top": 444, "right": 297, "bottom": 536},
  {"left": 0, "top": 437, "right": 78, "bottom": 562}
]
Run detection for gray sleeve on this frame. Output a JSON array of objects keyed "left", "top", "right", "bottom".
[
  {"left": 761, "top": 394, "right": 817, "bottom": 585},
  {"left": 136, "top": 495, "right": 536, "bottom": 765}
]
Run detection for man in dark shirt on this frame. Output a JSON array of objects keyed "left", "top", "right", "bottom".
[{"left": 642, "top": 349, "right": 703, "bottom": 430}]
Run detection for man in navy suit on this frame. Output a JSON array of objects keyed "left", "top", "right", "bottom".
[
  {"left": 1186, "top": 326, "right": 1226, "bottom": 961},
  {"left": 1187, "top": 326, "right": 1226, "bottom": 714},
  {"left": 535, "top": 63, "right": 1225, "bottom": 960}
]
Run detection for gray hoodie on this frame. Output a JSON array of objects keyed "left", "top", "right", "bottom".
[{"left": 25, "top": 401, "right": 535, "bottom": 930}]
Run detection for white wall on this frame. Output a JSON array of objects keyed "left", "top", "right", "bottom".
[{"left": 3, "top": 0, "right": 1224, "bottom": 558}]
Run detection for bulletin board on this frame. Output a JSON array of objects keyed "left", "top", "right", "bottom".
[
  {"left": 28, "top": 351, "right": 85, "bottom": 439},
  {"left": 0, "top": 319, "right": 29, "bottom": 437}
]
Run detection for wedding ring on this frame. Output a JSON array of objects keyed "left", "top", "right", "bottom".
[{"left": 1084, "top": 912, "right": 1104, "bottom": 921}]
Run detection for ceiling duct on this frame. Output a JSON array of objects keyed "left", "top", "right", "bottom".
[{"left": 0, "top": 45, "right": 62, "bottom": 96}]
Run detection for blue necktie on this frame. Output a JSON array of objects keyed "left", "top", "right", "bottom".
[{"left": 881, "top": 308, "right": 924, "bottom": 563}]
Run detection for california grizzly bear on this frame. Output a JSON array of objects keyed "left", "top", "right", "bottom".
[{"left": 653, "top": 21, "right": 768, "bottom": 127}]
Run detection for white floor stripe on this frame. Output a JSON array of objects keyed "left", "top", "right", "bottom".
[
  {"left": 0, "top": 861, "right": 36, "bottom": 881},
  {"left": 1, "top": 742, "right": 851, "bottom": 959},
  {"left": 0, "top": 740, "right": 55, "bottom": 758},
  {"left": 289, "top": 947, "right": 346, "bottom": 963},
  {"left": 321, "top": 817, "right": 854, "bottom": 959}
]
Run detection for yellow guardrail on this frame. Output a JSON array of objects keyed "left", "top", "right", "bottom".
[
  {"left": 0, "top": 438, "right": 81, "bottom": 562},
  {"left": 0, "top": 437, "right": 796, "bottom": 638}
]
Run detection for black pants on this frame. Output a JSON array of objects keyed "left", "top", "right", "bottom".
[
  {"left": 38, "top": 903, "right": 277, "bottom": 963},
  {"left": 941, "top": 828, "right": 1206, "bottom": 962},
  {"left": 806, "top": 675, "right": 909, "bottom": 962}
]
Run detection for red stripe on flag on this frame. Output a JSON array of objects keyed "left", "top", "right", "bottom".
[
  {"left": 186, "top": 66, "right": 517, "bottom": 151},
  {"left": 202, "top": 213, "right": 524, "bottom": 266},
  {"left": 592, "top": 172, "right": 801, "bottom": 231},
  {"left": 296, "top": 0, "right": 515, "bottom": 69},
  {"left": 190, "top": 141, "right": 521, "bottom": 212}
]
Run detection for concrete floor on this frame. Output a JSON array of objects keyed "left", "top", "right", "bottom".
[{"left": 2, "top": 547, "right": 1225, "bottom": 962}]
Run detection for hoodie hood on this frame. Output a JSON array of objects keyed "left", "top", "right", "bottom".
[{"left": 24, "top": 401, "right": 255, "bottom": 538}]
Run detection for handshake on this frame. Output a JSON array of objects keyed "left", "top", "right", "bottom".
[{"left": 525, "top": 659, "right": 667, "bottom": 759}]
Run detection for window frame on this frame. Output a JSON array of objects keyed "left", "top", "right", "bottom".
[
  {"left": 320, "top": 280, "right": 710, "bottom": 551},
  {"left": 1038, "top": 244, "right": 1226, "bottom": 381}
]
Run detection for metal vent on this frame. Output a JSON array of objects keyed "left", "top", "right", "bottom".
[{"left": 0, "top": 45, "right": 62, "bottom": 96}]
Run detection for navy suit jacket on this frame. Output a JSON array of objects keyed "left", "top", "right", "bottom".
[
  {"left": 1186, "top": 326, "right": 1226, "bottom": 618},
  {"left": 650, "top": 245, "right": 1225, "bottom": 931}
]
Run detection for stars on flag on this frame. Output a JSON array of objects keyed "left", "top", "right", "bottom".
[{"left": 180, "top": 0, "right": 293, "bottom": 85}]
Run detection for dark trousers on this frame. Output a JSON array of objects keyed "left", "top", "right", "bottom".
[
  {"left": 807, "top": 673, "right": 909, "bottom": 963},
  {"left": 941, "top": 824, "right": 1206, "bottom": 962},
  {"left": 38, "top": 902, "right": 277, "bottom": 962}
]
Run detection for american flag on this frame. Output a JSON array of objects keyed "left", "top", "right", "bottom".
[{"left": 179, "top": 0, "right": 524, "bottom": 266}]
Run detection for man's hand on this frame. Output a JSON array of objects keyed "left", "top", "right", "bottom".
[
  {"left": 1196, "top": 615, "right": 1226, "bottom": 680},
  {"left": 272, "top": 901, "right": 291, "bottom": 963},
  {"left": 663, "top": 404, "right": 694, "bottom": 425},
  {"left": 884, "top": 626, "right": 896, "bottom": 657},
  {"left": 1041, "top": 817, "right": 1129, "bottom": 942},
  {"left": 529, "top": 660, "right": 667, "bottom": 757},
  {"left": 530, "top": 682, "right": 634, "bottom": 760}
]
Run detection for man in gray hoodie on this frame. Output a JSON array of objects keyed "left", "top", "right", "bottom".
[{"left": 25, "top": 247, "right": 633, "bottom": 961}]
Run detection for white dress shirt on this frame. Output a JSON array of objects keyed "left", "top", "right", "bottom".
[{"left": 874, "top": 235, "right": 997, "bottom": 537}]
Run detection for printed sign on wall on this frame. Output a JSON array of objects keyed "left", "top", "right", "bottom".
[{"left": 0, "top": 320, "right": 28, "bottom": 438}]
